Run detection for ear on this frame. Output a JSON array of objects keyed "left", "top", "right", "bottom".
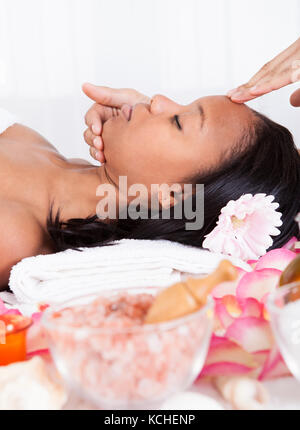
[{"left": 157, "top": 184, "right": 184, "bottom": 209}]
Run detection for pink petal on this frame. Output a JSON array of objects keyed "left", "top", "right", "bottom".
[
  {"left": 239, "top": 298, "right": 263, "bottom": 318},
  {"left": 212, "top": 281, "right": 239, "bottom": 299},
  {"left": 221, "top": 295, "right": 241, "bottom": 315},
  {"left": 225, "top": 317, "right": 274, "bottom": 353},
  {"left": 31, "top": 312, "right": 43, "bottom": 324},
  {"left": 247, "top": 260, "right": 258, "bottom": 269},
  {"left": 255, "top": 249, "right": 296, "bottom": 271},
  {"left": 205, "top": 335, "right": 258, "bottom": 368},
  {"left": 209, "top": 334, "right": 229, "bottom": 348},
  {"left": 262, "top": 359, "right": 291, "bottom": 380},
  {"left": 258, "top": 346, "right": 279, "bottom": 380},
  {"left": 236, "top": 268, "right": 281, "bottom": 303},
  {"left": 253, "top": 350, "right": 270, "bottom": 367},
  {"left": 3, "top": 309, "right": 22, "bottom": 316},
  {"left": 215, "top": 299, "right": 235, "bottom": 329},
  {"left": 293, "top": 241, "right": 300, "bottom": 254},
  {"left": 212, "top": 269, "right": 245, "bottom": 299},
  {"left": 200, "top": 362, "right": 253, "bottom": 377},
  {"left": 258, "top": 347, "right": 291, "bottom": 380},
  {"left": 26, "top": 349, "right": 50, "bottom": 359}
]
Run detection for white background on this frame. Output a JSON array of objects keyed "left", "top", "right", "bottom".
[{"left": 0, "top": 0, "right": 299, "bottom": 160}]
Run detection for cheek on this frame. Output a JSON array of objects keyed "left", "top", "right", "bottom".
[
  {"left": 103, "top": 125, "right": 149, "bottom": 185},
  {"left": 103, "top": 121, "right": 196, "bottom": 184}
]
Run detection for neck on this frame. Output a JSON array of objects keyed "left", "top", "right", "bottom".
[{"left": 49, "top": 161, "right": 118, "bottom": 222}]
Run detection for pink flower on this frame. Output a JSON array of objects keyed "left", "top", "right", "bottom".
[
  {"left": 200, "top": 247, "right": 297, "bottom": 380},
  {"left": 0, "top": 299, "right": 21, "bottom": 316},
  {"left": 202, "top": 194, "right": 282, "bottom": 261}
]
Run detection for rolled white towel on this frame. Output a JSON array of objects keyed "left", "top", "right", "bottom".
[{"left": 9, "top": 239, "right": 251, "bottom": 305}]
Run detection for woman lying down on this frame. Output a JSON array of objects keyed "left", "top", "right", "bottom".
[{"left": 0, "top": 92, "right": 299, "bottom": 290}]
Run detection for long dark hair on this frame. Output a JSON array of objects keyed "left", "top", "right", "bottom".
[{"left": 47, "top": 110, "right": 300, "bottom": 253}]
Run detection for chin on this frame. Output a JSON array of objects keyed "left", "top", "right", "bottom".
[{"left": 102, "top": 125, "right": 118, "bottom": 152}]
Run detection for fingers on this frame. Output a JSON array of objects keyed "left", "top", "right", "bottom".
[
  {"left": 227, "top": 37, "right": 300, "bottom": 103},
  {"left": 227, "top": 60, "right": 277, "bottom": 102},
  {"left": 290, "top": 88, "right": 300, "bottom": 107},
  {"left": 89, "top": 146, "right": 105, "bottom": 164},
  {"left": 227, "top": 76, "right": 292, "bottom": 103},
  {"left": 228, "top": 71, "right": 292, "bottom": 103},
  {"left": 84, "top": 128, "right": 105, "bottom": 163},
  {"left": 82, "top": 83, "right": 150, "bottom": 108},
  {"left": 84, "top": 103, "right": 103, "bottom": 135},
  {"left": 82, "top": 83, "right": 150, "bottom": 164},
  {"left": 84, "top": 128, "right": 103, "bottom": 149},
  {"left": 227, "top": 86, "right": 259, "bottom": 103}
]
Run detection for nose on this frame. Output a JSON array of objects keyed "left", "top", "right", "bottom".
[{"left": 150, "top": 94, "right": 181, "bottom": 115}]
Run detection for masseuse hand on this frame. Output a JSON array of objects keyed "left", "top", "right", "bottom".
[
  {"left": 227, "top": 37, "right": 300, "bottom": 107},
  {"left": 82, "top": 83, "right": 150, "bottom": 162}
]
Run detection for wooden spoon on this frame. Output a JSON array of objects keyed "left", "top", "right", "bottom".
[{"left": 144, "top": 260, "right": 238, "bottom": 324}]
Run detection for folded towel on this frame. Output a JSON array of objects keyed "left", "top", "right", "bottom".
[
  {"left": 0, "top": 107, "right": 18, "bottom": 135},
  {"left": 9, "top": 239, "right": 251, "bottom": 305}
]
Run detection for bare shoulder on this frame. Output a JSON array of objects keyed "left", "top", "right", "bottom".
[
  {"left": 0, "top": 202, "right": 49, "bottom": 290},
  {"left": 0, "top": 123, "right": 58, "bottom": 152},
  {"left": 67, "top": 157, "right": 92, "bottom": 166}
]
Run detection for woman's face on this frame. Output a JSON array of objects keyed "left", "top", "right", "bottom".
[{"left": 102, "top": 95, "right": 254, "bottom": 189}]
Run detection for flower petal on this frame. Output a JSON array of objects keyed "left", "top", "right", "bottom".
[
  {"left": 221, "top": 295, "right": 241, "bottom": 316},
  {"left": 212, "top": 269, "right": 245, "bottom": 299},
  {"left": 212, "top": 281, "right": 239, "bottom": 299},
  {"left": 255, "top": 249, "right": 296, "bottom": 271},
  {"left": 26, "top": 349, "right": 50, "bottom": 359},
  {"left": 253, "top": 350, "right": 269, "bottom": 367},
  {"left": 215, "top": 299, "right": 236, "bottom": 329},
  {"left": 200, "top": 362, "right": 253, "bottom": 377},
  {"left": 204, "top": 335, "right": 259, "bottom": 370},
  {"left": 258, "top": 347, "right": 291, "bottom": 380},
  {"left": 236, "top": 268, "right": 281, "bottom": 303},
  {"left": 31, "top": 312, "right": 43, "bottom": 324},
  {"left": 3, "top": 309, "right": 22, "bottom": 316},
  {"left": 247, "top": 260, "right": 258, "bottom": 269},
  {"left": 225, "top": 317, "right": 274, "bottom": 353},
  {"left": 239, "top": 298, "right": 263, "bottom": 318}
]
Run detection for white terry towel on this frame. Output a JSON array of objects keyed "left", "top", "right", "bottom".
[
  {"left": 9, "top": 239, "right": 251, "bottom": 305},
  {"left": 0, "top": 107, "right": 18, "bottom": 134}
]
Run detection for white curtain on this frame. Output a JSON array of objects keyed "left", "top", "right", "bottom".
[{"left": 0, "top": 0, "right": 299, "bottom": 159}]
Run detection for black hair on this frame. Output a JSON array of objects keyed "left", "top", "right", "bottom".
[{"left": 47, "top": 110, "right": 300, "bottom": 253}]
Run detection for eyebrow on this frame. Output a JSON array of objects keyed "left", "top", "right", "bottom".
[{"left": 198, "top": 104, "right": 205, "bottom": 128}]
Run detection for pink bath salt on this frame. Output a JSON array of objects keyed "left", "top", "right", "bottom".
[
  {"left": 45, "top": 291, "right": 208, "bottom": 407},
  {"left": 51, "top": 292, "right": 155, "bottom": 330}
]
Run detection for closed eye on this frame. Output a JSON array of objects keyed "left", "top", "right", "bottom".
[{"left": 173, "top": 114, "right": 182, "bottom": 130}]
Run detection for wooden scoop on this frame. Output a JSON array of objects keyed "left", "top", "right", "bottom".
[{"left": 144, "top": 260, "right": 238, "bottom": 324}]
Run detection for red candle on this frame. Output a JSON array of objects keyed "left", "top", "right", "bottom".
[{"left": 0, "top": 314, "right": 32, "bottom": 366}]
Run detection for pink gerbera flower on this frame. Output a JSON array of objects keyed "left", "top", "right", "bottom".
[{"left": 202, "top": 194, "right": 282, "bottom": 261}]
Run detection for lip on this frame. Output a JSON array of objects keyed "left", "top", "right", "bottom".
[
  {"left": 121, "top": 103, "right": 150, "bottom": 122},
  {"left": 127, "top": 106, "right": 133, "bottom": 121},
  {"left": 120, "top": 104, "right": 132, "bottom": 121}
]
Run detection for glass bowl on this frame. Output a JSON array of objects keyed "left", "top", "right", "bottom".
[
  {"left": 267, "top": 281, "right": 300, "bottom": 381},
  {"left": 42, "top": 286, "right": 214, "bottom": 410}
]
